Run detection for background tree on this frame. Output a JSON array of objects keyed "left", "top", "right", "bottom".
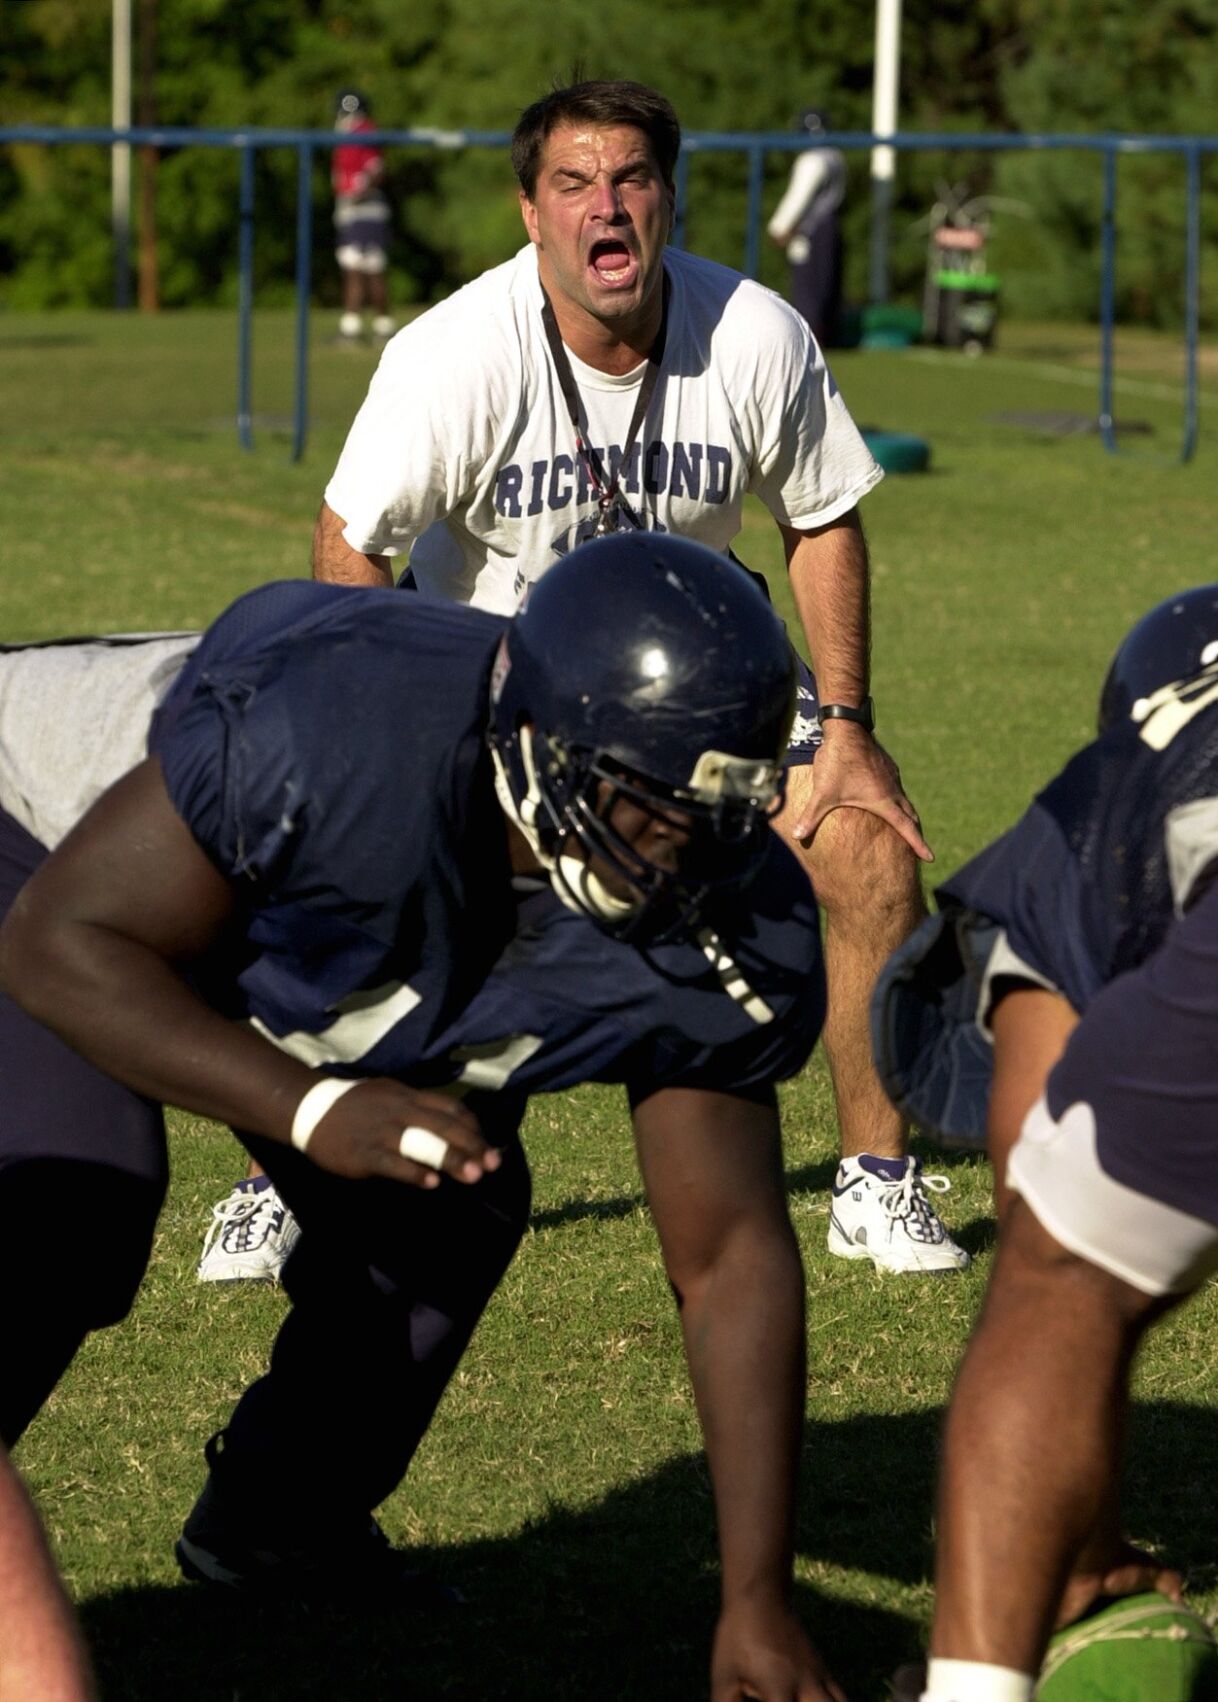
[
  {"left": 0, "top": 0, "right": 1214, "bottom": 326},
  {"left": 988, "top": 0, "right": 1218, "bottom": 325}
]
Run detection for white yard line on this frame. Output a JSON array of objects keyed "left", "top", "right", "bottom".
[{"left": 903, "top": 345, "right": 1217, "bottom": 404}]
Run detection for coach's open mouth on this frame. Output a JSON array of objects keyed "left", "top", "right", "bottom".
[{"left": 588, "top": 239, "right": 638, "bottom": 288}]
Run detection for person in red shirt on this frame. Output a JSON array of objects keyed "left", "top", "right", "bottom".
[{"left": 332, "top": 88, "right": 395, "bottom": 344}]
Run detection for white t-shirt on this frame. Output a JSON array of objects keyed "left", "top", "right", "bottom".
[
  {"left": 0, "top": 634, "right": 197, "bottom": 850},
  {"left": 325, "top": 243, "right": 882, "bottom": 616},
  {"left": 767, "top": 149, "right": 847, "bottom": 242}
]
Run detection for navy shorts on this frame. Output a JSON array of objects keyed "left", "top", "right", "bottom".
[
  {"left": 787, "top": 656, "right": 822, "bottom": 768},
  {"left": 334, "top": 201, "right": 390, "bottom": 273},
  {"left": 0, "top": 804, "right": 167, "bottom": 1186},
  {"left": 1008, "top": 874, "right": 1218, "bottom": 1294},
  {"left": 0, "top": 804, "right": 167, "bottom": 1438}
]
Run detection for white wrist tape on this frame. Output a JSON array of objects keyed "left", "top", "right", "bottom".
[
  {"left": 290, "top": 1077, "right": 359, "bottom": 1152},
  {"left": 922, "top": 1659, "right": 1035, "bottom": 1702},
  {"left": 398, "top": 1125, "right": 449, "bottom": 1171}
]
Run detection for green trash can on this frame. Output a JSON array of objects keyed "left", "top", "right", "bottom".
[{"left": 935, "top": 269, "right": 999, "bottom": 354}]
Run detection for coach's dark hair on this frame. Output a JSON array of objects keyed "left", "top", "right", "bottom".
[{"left": 512, "top": 80, "right": 681, "bottom": 196}]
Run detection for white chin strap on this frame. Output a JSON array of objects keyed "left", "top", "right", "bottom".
[
  {"left": 554, "top": 853, "right": 639, "bottom": 924},
  {"left": 491, "top": 734, "right": 643, "bottom": 926}
]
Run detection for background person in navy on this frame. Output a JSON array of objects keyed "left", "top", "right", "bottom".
[
  {"left": 872, "top": 588, "right": 1218, "bottom": 1700},
  {"left": 0, "top": 535, "right": 845, "bottom": 1702},
  {"left": 311, "top": 76, "right": 964, "bottom": 1280},
  {"left": 767, "top": 108, "right": 846, "bottom": 349}
]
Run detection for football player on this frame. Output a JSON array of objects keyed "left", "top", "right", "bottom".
[
  {"left": 872, "top": 587, "right": 1218, "bottom": 1700},
  {"left": 0, "top": 1442, "right": 95, "bottom": 1700},
  {"left": 0, "top": 534, "right": 845, "bottom": 1702}
]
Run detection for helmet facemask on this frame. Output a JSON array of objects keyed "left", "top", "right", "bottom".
[{"left": 492, "top": 721, "right": 786, "bottom": 945}]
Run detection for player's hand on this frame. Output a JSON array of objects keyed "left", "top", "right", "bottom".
[
  {"left": 711, "top": 1600, "right": 847, "bottom": 1701},
  {"left": 785, "top": 725, "right": 932, "bottom": 862},
  {"left": 1056, "top": 1537, "right": 1184, "bottom": 1630},
  {"left": 296, "top": 1078, "right": 500, "bottom": 1189}
]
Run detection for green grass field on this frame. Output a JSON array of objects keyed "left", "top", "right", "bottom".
[{"left": 3, "top": 308, "right": 1218, "bottom": 1700}]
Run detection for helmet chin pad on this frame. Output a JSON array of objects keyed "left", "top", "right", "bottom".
[{"left": 553, "top": 854, "right": 641, "bottom": 925}]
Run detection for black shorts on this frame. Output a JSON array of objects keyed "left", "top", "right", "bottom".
[{"left": 0, "top": 804, "right": 167, "bottom": 1187}]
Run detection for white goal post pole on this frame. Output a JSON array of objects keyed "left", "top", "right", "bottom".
[
  {"left": 112, "top": 0, "right": 132, "bottom": 308},
  {"left": 868, "top": 0, "right": 902, "bottom": 304}
]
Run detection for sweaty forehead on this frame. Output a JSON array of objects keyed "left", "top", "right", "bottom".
[{"left": 538, "top": 122, "right": 657, "bottom": 178}]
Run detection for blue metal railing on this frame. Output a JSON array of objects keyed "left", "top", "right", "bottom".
[
  {"left": 236, "top": 143, "right": 256, "bottom": 452},
  {"left": 2, "top": 123, "right": 1215, "bottom": 462},
  {"left": 1097, "top": 143, "right": 1206, "bottom": 463}
]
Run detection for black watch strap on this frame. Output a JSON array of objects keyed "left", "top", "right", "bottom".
[{"left": 818, "top": 696, "right": 875, "bottom": 732}]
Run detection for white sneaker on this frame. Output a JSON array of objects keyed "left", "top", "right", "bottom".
[
  {"left": 827, "top": 1155, "right": 970, "bottom": 1274},
  {"left": 197, "top": 1181, "right": 301, "bottom": 1285}
]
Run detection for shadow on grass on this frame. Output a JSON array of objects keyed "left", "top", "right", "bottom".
[
  {"left": 78, "top": 1399, "right": 1218, "bottom": 1699},
  {"left": 533, "top": 1146, "right": 995, "bottom": 1246},
  {"left": 1007, "top": 340, "right": 1094, "bottom": 365},
  {"left": 0, "top": 333, "right": 93, "bottom": 351},
  {"left": 79, "top": 1426, "right": 928, "bottom": 1702},
  {"left": 948, "top": 1216, "right": 996, "bottom": 1261},
  {"left": 532, "top": 1158, "right": 847, "bottom": 1234},
  {"left": 531, "top": 1193, "right": 645, "bottom": 1232}
]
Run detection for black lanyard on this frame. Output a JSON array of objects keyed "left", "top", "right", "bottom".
[{"left": 539, "top": 276, "right": 669, "bottom": 536}]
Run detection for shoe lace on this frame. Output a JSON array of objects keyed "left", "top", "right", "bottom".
[
  {"left": 201, "top": 1190, "right": 283, "bottom": 1258},
  {"left": 875, "top": 1165, "right": 951, "bottom": 1245}
]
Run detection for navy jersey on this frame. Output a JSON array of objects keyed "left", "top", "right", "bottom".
[
  {"left": 151, "top": 581, "right": 824, "bottom": 1109},
  {"left": 872, "top": 662, "right": 1218, "bottom": 1144}
]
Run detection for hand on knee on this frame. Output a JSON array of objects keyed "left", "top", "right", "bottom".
[{"left": 803, "top": 810, "right": 926, "bottom": 943}]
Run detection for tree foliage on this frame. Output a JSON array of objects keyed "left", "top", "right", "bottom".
[{"left": 1, "top": 0, "right": 1215, "bottom": 324}]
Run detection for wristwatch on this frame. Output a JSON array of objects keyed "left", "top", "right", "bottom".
[{"left": 818, "top": 697, "right": 876, "bottom": 732}]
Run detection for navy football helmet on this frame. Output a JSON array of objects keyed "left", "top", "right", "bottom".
[
  {"left": 488, "top": 534, "right": 796, "bottom": 942},
  {"left": 1098, "top": 584, "right": 1218, "bottom": 732}
]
